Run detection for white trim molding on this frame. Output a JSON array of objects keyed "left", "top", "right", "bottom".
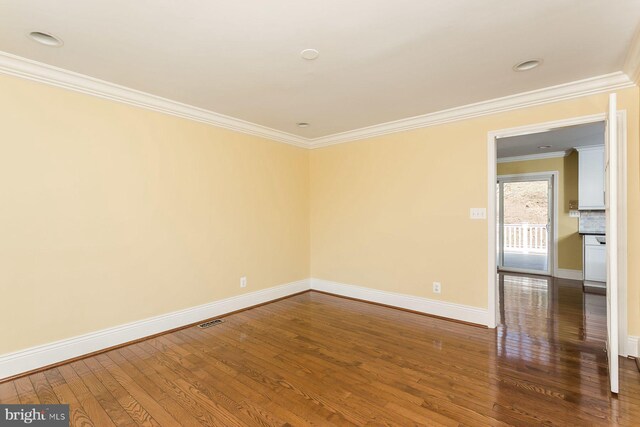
[
  {"left": 627, "top": 336, "right": 639, "bottom": 358},
  {"left": 0, "top": 279, "right": 310, "bottom": 381},
  {"left": 554, "top": 269, "right": 584, "bottom": 281},
  {"left": 307, "top": 72, "right": 633, "bottom": 148},
  {"left": 488, "top": 110, "right": 628, "bottom": 356},
  {"left": 310, "top": 278, "right": 488, "bottom": 326},
  {"left": 0, "top": 277, "right": 493, "bottom": 380},
  {"left": 497, "top": 150, "right": 571, "bottom": 164},
  {"left": 0, "top": 51, "right": 309, "bottom": 148},
  {"left": 0, "top": 51, "right": 635, "bottom": 149}
]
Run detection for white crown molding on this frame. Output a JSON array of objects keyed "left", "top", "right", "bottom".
[
  {"left": 308, "top": 72, "right": 634, "bottom": 148},
  {"left": 0, "top": 51, "right": 309, "bottom": 148},
  {"left": 310, "top": 278, "right": 488, "bottom": 326},
  {"left": 624, "top": 25, "right": 640, "bottom": 84},
  {"left": 0, "top": 51, "right": 635, "bottom": 150},
  {"left": 497, "top": 150, "right": 571, "bottom": 164},
  {"left": 574, "top": 145, "right": 605, "bottom": 152},
  {"left": 0, "top": 279, "right": 310, "bottom": 380}
]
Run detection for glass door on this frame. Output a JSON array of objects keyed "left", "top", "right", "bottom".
[{"left": 497, "top": 174, "right": 553, "bottom": 276}]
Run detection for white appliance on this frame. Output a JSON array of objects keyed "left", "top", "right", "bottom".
[{"left": 583, "top": 234, "right": 606, "bottom": 286}]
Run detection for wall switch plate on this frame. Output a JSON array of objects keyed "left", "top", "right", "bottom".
[
  {"left": 433, "top": 282, "right": 441, "bottom": 294},
  {"left": 240, "top": 276, "right": 247, "bottom": 288},
  {"left": 569, "top": 210, "right": 580, "bottom": 218},
  {"left": 470, "top": 208, "right": 486, "bottom": 219}
]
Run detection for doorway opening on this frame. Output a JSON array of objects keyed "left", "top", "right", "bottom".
[
  {"left": 497, "top": 173, "right": 554, "bottom": 276},
  {"left": 486, "top": 98, "right": 628, "bottom": 395}
]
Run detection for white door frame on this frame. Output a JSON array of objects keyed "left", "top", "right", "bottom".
[
  {"left": 497, "top": 171, "right": 558, "bottom": 277},
  {"left": 487, "top": 111, "right": 628, "bottom": 358}
]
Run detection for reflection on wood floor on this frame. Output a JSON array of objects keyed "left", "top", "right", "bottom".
[
  {"left": 497, "top": 272, "right": 639, "bottom": 425},
  {"left": 0, "top": 279, "right": 639, "bottom": 425}
]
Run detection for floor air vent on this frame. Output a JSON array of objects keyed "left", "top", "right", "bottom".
[{"left": 198, "top": 319, "right": 224, "bottom": 329}]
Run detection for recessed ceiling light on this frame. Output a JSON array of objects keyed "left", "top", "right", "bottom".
[
  {"left": 513, "top": 59, "right": 542, "bottom": 72},
  {"left": 297, "top": 122, "right": 310, "bottom": 128},
  {"left": 28, "top": 31, "right": 63, "bottom": 47},
  {"left": 300, "top": 49, "right": 319, "bottom": 60},
  {"left": 538, "top": 145, "right": 552, "bottom": 149}
]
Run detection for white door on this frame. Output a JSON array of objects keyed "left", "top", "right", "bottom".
[{"left": 605, "top": 93, "right": 618, "bottom": 394}]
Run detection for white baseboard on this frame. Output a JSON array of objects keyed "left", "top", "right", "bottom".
[
  {"left": 554, "top": 268, "right": 583, "bottom": 281},
  {"left": 628, "top": 336, "right": 639, "bottom": 358},
  {"left": 310, "top": 278, "right": 488, "bottom": 326},
  {"left": 7, "top": 275, "right": 625, "bottom": 380},
  {"left": 0, "top": 279, "right": 310, "bottom": 381}
]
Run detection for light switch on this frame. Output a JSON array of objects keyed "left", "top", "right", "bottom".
[{"left": 470, "top": 208, "right": 486, "bottom": 219}]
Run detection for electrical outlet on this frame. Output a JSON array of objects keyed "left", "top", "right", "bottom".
[
  {"left": 433, "top": 282, "right": 441, "bottom": 294},
  {"left": 240, "top": 276, "right": 247, "bottom": 288},
  {"left": 470, "top": 208, "right": 486, "bottom": 219}
]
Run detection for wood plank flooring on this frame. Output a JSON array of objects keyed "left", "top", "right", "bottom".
[{"left": 2, "top": 274, "right": 639, "bottom": 425}]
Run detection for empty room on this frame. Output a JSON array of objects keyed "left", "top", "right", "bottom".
[{"left": 1, "top": 1, "right": 640, "bottom": 426}]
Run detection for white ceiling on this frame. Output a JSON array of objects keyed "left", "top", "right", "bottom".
[
  {"left": 0, "top": 1, "right": 639, "bottom": 139},
  {"left": 497, "top": 121, "right": 605, "bottom": 158}
]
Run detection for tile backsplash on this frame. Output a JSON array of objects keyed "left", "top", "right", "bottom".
[{"left": 579, "top": 210, "right": 605, "bottom": 234}]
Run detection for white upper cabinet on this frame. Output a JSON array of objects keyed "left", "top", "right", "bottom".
[{"left": 576, "top": 146, "right": 605, "bottom": 210}]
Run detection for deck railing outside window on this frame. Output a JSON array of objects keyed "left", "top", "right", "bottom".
[{"left": 502, "top": 223, "right": 547, "bottom": 254}]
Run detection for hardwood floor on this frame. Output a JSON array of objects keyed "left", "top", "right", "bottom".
[{"left": 1, "top": 276, "right": 639, "bottom": 426}]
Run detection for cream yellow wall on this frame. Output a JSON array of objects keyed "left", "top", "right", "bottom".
[
  {"left": 2, "top": 71, "right": 639, "bottom": 359},
  {"left": 310, "top": 87, "right": 640, "bottom": 335},
  {"left": 0, "top": 74, "right": 310, "bottom": 355},
  {"left": 497, "top": 153, "right": 581, "bottom": 270}
]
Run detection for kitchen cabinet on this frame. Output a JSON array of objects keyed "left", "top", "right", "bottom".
[
  {"left": 583, "top": 235, "right": 606, "bottom": 284},
  {"left": 576, "top": 145, "right": 605, "bottom": 210}
]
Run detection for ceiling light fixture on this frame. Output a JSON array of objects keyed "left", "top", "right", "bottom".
[
  {"left": 28, "top": 31, "right": 63, "bottom": 47},
  {"left": 300, "top": 49, "right": 319, "bottom": 60},
  {"left": 538, "top": 145, "right": 552, "bottom": 149},
  {"left": 297, "top": 122, "right": 310, "bottom": 128},
  {"left": 513, "top": 59, "right": 542, "bottom": 72}
]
